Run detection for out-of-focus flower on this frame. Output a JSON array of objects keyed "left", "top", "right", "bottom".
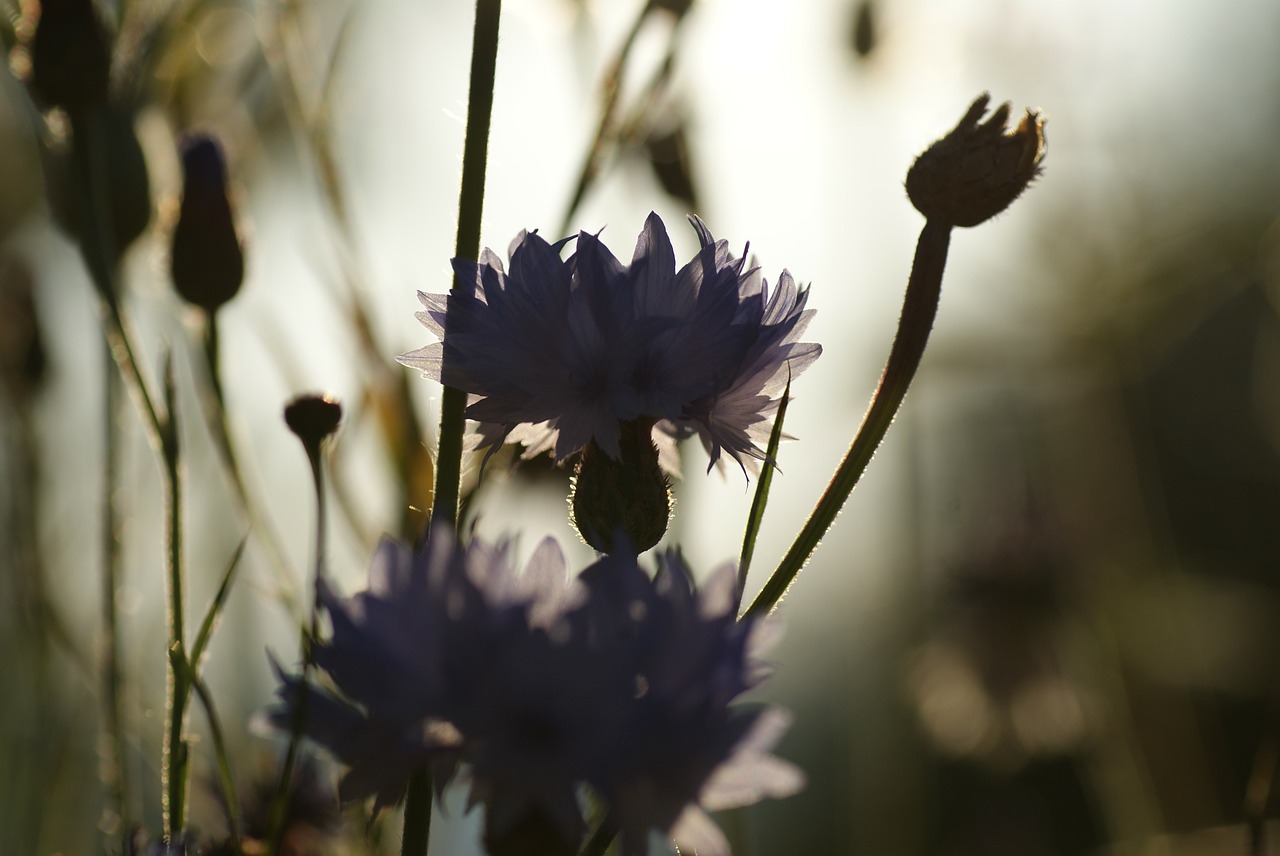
[
  {"left": 171, "top": 134, "right": 243, "bottom": 314},
  {"left": 904, "top": 515, "right": 1097, "bottom": 769},
  {"left": 263, "top": 526, "right": 801, "bottom": 855},
  {"left": 398, "top": 212, "right": 821, "bottom": 476}
]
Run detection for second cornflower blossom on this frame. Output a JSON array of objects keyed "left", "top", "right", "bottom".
[{"left": 264, "top": 526, "right": 802, "bottom": 856}]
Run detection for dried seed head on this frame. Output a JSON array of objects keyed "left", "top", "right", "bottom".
[{"left": 906, "top": 93, "right": 1046, "bottom": 228}]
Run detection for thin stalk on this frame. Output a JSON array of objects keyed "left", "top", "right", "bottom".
[
  {"left": 434, "top": 0, "right": 502, "bottom": 530},
  {"left": 738, "top": 374, "right": 790, "bottom": 599},
  {"left": 71, "top": 107, "right": 188, "bottom": 841},
  {"left": 266, "top": 440, "right": 327, "bottom": 856},
  {"left": 558, "top": 0, "right": 654, "bottom": 236},
  {"left": 200, "top": 313, "right": 300, "bottom": 615},
  {"left": 745, "top": 220, "right": 952, "bottom": 618},
  {"left": 99, "top": 344, "right": 129, "bottom": 847},
  {"left": 160, "top": 356, "right": 189, "bottom": 838},
  {"left": 578, "top": 811, "right": 618, "bottom": 856},
  {"left": 171, "top": 651, "right": 245, "bottom": 856},
  {"left": 403, "top": 2, "right": 502, "bottom": 854}
]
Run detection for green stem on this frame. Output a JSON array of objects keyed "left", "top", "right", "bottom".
[
  {"left": 100, "top": 343, "right": 129, "bottom": 847},
  {"left": 266, "top": 440, "right": 326, "bottom": 855},
  {"left": 558, "top": 0, "right": 653, "bottom": 236},
  {"left": 433, "top": 0, "right": 502, "bottom": 531},
  {"left": 160, "top": 357, "right": 188, "bottom": 838},
  {"left": 578, "top": 811, "right": 618, "bottom": 856},
  {"left": 745, "top": 220, "right": 952, "bottom": 618},
  {"left": 200, "top": 313, "right": 300, "bottom": 616},
  {"left": 404, "top": 2, "right": 502, "bottom": 854},
  {"left": 70, "top": 107, "right": 188, "bottom": 840}
]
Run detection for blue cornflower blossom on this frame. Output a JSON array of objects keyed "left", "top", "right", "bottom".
[
  {"left": 397, "top": 212, "right": 821, "bottom": 475},
  {"left": 263, "top": 525, "right": 802, "bottom": 855}
]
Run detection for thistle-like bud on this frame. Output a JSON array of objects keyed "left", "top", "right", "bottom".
[
  {"left": 906, "top": 93, "right": 1046, "bottom": 227},
  {"left": 570, "top": 420, "right": 671, "bottom": 555},
  {"left": 284, "top": 394, "right": 342, "bottom": 452},
  {"left": 171, "top": 134, "right": 243, "bottom": 313},
  {"left": 26, "top": 0, "right": 111, "bottom": 113}
]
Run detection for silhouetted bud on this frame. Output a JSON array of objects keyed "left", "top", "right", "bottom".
[
  {"left": 45, "top": 102, "right": 152, "bottom": 266},
  {"left": 570, "top": 420, "right": 671, "bottom": 555},
  {"left": 906, "top": 93, "right": 1046, "bottom": 227},
  {"left": 27, "top": 0, "right": 111, "bottom": 113},
  {"left": 284, "top": 395, "right": 342, "bottom": 451},
  {"left": 171, "top": 134, "right": 243, "bottom": 313}
]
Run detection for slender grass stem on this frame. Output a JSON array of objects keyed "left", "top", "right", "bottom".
[
  {"left": 745, "top": 220, "right": 952, "bottom": 618},
  {"left": 199, "top": 313, "right": 300, "bottom": 615},
  {"left": 434, "top": 0, "right": 502, "bottom": 530},
  {"left": 99, "top": 345, "right": 129, "bottom": 848},
  {"left": 266, "top": 437, "right": 327, "bottom": 856},
  {"left": 578, "top": 811, "right": 618, "bottom": 856},
  {"left": 159, "top": 357, "right": 189, "bottom": 838},
  {"left": 71, "top": 107, "right": 190, "bottom": 841},
  {"left": 402, "top": 3, "right": 502, "bottom": 854},
  {"left": 558, "top": 0, "right": 654, "bottom": 236}
]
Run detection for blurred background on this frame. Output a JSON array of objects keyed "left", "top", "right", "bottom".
[{"left": 3, "top": 0, "right": 1280, "bottom": 853}]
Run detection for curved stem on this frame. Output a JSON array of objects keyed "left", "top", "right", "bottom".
[{"left": 745, "top": 219, "right": 952, "bottom": 618}]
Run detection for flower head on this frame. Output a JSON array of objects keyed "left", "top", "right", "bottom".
[
  {"left": 262, "top": 526, "right": 801, "bottom": 854},
  {"left": 398, "top": 212, "right": 820, "bottom": 475},
  {"left": 906, "top": 93, "right": 1046, "bottom": 228}
]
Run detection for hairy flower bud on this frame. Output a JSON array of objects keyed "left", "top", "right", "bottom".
[
  {"left": 26, "top": 0, "right": 111, "bottom": 113},
  {"left": 171, "top": 134, "right": 243, "bottom": 313},
  {"left": 570, "top": 420, "right": 671, "bottom": 555},
  {"left": 906, "top": 93, "right": 1046, "bottom": 227}
]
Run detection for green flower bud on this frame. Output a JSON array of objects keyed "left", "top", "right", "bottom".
[
  {"left": 906, "top": 93, "right": 1046, "bottom": 228},
  {"left": 570, "top": 420, "right": 671, "bottom": 555}
]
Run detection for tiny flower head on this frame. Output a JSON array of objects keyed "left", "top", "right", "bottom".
[
  {"left": 398, "top": 213, "right": 820, "bottom": 476},
  {"left": 906, "top": 93, "right": 1046, "bottom": 227}
]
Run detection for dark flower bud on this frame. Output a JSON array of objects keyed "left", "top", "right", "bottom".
[
  {"left": 171, "top": 134, "right": 243, "bottom": 313},
  {"left": 26, "top": 0, "right": 112, "bottom": 113},
  {"left": 906, "top": 93, "right": 1046, "bottom": 228},
  {"left": 284, "top": 394, "right": 342, "bottom": 451},
  {"left": 570, "top": 420, "right": 671, "bottom": 555}
]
